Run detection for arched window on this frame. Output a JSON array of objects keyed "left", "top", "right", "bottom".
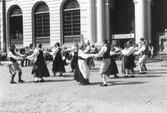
[
  {"left": 33, "top": 2, "right": 50, "bottom": 43},
  {"left": 62, "top": 0, "right": 80, "bottom": 43},
  {"left": 9, "top": 5, "right": 23, "bottom": 46}
]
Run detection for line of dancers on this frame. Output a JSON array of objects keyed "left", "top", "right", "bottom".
[{"left": 7, "top": 38, "right": 149, "bottom": 86}]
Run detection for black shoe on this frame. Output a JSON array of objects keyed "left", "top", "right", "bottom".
[
  {"left": 124, "top": 75, "right": 129, "bottom": 78},
  {"left": 130, "top": 75, "right": 135, "bottom": 78},
  {"left": 39, "top": 79, "right": 45, "bottom": 82},
  {"left": 107, "top": 75, "right": 112, "bottom": 79},
  {"left": 18, "top": 80, "right": 25, "bottom": 83},
  {"left": 34, "top": 80, "right": 39, "bottom": 83},
  {"left": 79, "top": 82, "right": 86, "bottom": 85},
  {"left": 85, "top": 79, "right": 90, "bottom": 85},
  {"left": 100, "top": 84, "right": 107, "bottom": 86},
  {"left": 58, "top": 73, "right": 63, "bottom": 77},
  {"left": 114, "top": 75, "right": 119, "bottom": 78},
  {"left": 138, "top": 72, "right": 146, "bottom": 74},
  {"left": 10, "top": 81, "right": 17, "bottom": 84}
]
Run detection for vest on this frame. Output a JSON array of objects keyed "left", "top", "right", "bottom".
[{"left": 103, "top": 44, "right": 111, "bottom": 59}]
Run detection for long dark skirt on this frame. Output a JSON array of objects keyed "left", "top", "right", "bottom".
[
  {"left": 124, "top": 55, "right": 136, "bottom": 69},
  {"left": 74, "top": 64, "right": 85, "bottom": 83},
  {"left": 32, "top": 61, "right": 50, "bottom": 78},
  {"left": 71, "top": 53, "right": 78, "bottom": 71},
  {"left": 52, "top": 56, "right": 66, "bottom": 73},
  {"left": 106, "top": 56, "right": 119, "bottom": 75}
]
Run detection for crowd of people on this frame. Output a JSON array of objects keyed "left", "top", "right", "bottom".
[{"left": 6, "top": 38, "right": 153, "bottom": 86}]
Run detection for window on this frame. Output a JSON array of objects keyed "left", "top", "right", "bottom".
[
  {"left": 63, "top": 0, "right": 80, "bottom": 43},
  {"left": 34, "top": 2, "right": 50, "bottom": 43},
  {"left": 9, "top": 6, "right": 23, "bottom": 45}
]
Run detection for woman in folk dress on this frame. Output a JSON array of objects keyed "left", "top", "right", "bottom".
[
  {"left": 74, "top": 45, "right": 93, "bottom": 85},
  {"left": 50, "top": 42, "right": 65, "bottom": 76},
  {"left": 27, "top": 43, "right": 50, "bottom": 82}
]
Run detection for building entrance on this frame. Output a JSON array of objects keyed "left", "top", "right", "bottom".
[{"left": 110, "top": 0, "right": 134, "bottom": 47}]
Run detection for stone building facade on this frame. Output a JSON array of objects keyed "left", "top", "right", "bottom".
[{"left": 1, "top": 0, "right": 167, "bottom": 52}]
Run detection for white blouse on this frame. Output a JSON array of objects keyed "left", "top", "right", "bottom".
[
  {"left": 122, "top": 46, "right": 135, "bottom": 56},
  {"left": 8, "top": 51, "right": 21, "bottom": 60},
  {"left": 94, "top": 45, "right": 107, "bottom": 58},
  {"left": 27, "top": 48, "right": 39, "bottom": 61},
  {"left": 78, "top": 49, "right": 93, "bottom": 59}
]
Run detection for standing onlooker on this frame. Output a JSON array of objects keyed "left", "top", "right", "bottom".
[
  {"left": 148, "top": 43, "right": 154, "bottom": 58},
  {"left": 0, "top": 50, "right": 2, "bottom": 65},
  {"left": 135, "top": 39, "right": 148, "bottom": 74}
]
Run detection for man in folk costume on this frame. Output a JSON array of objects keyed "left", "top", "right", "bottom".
[
  {"left": 8, "top": 45, "right": 25, "bottom": 84},
  {"left": 94, "top": 39, "right": 111, "bottom": 86},
  {"left": 74, "top": 44, "right": 94, "bottom": 85}
]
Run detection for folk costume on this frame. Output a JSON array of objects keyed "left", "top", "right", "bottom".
[
  {"left": 68, "top": 44, "right": 78, "bottom": 72},
  {"left": 50, "top": 46, "right": 66, "bottom": 76},
  {"left": 27, "top": 45, "right": 50, "bottom": 82},
  {"left": 94, "top": 42, "right": 111, "bottom": 86},
  {"left": 8, "top": 45, "right": 25, "bottom": 84},
  {"left": 106, "top": 50, "right": 119, "bottom": 78},
  {"left": 122, "top": 43, "right": 136, "bottom": 77},
  {"left": 74, "top": 46, "right": 93, "bottom": 85}
]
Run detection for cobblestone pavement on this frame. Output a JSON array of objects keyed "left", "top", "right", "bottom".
[{"left": 0, "top": 59, "right": 167, "bottom": 113}]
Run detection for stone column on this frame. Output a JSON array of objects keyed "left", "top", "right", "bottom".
[
  {"left": 133, "top": 0, "right": 145, "bottom": 43},
  {"left": 0, "top": 2, "right": 2, "bottom": 50},
  {"left": 133, "top": 0, "right": 152, "bottom": 43},
  {"left": 96, "top": 0, "right": 105, "bottom": 44},
  {"left": 105, "top": 0, "right": 110, "bottom": 42},
  {"left": 144, "top": 0, "right": 152, "bottom": 43},
  {"left": 87, "top": 0, "right": 96, "bottom": 43}
]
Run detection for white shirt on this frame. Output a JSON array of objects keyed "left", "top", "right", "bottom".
[
  {"left": 49, "top": 47, "right": 59, "bottom": 59},
  {"left": 135, "top": 45, "right": 146, "bottom": 55},
  {"left": 94, "top": 45, "right": 107, "bottom": 57},
  {"left": 84, "top": 45, "right": 91, "bottom": 53},
  {"left": 78, "top": 49, "right": 93, "bottom": 59},
  {"left": 8, "top": 51, "right": 21, "bottom": 60},
  {"left": 66, "top": 46, "right": 78, "bottom": 52},
  {"left": 27, "top": 48, "right": 40, "bottom": 61},
  {"left": 122, "top": 46, "right": 135, "bottom": 56}
]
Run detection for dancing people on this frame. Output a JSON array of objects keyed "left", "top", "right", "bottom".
[
  {"left": 8, "top": 45, "right": 25, "bottom": 84},
  {"left": 49, "top": 42, "right": 66, "bottom": 76},
  {"left": 94, "top": 39, "right": 111, "bottom": 86},
  {"left": 67, "top": 41, "right": 79, "bottom": 72},
  {"left": 27, "top": 43, "right": 50, "bottom": 82},
  {"left": 84, "top": 40, "right": 93, "bottom": 69},
  {"left": 122, "top": 41, "right": 136, "bottom": 77},
  {"left": 74, "top": 44, "right": 94, "bottom": 85},
  {"left": 107, "top": 45, "right": 119, "bottom": 78}
]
